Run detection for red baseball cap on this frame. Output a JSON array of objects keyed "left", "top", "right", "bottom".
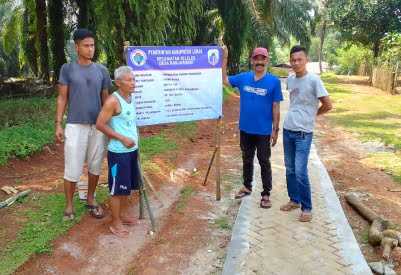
[{"left": 251, "top": 47, "right": 269, "bottom": 58}]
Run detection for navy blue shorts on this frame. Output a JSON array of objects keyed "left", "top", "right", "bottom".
[{"left": 107, "top": 150, "right": 140, "bottom": 196}]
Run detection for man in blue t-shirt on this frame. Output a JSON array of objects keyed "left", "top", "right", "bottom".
[{"left": 222, "top": 46, "right": 283, "bottom": 208}]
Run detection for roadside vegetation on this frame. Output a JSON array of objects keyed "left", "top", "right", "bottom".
[{"left": 322, "top": 74, "right": 401, "bottom": 184}]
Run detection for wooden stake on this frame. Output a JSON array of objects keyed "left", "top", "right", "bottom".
[
  {"left": 202, "top": 146, "right": 218, "bottom": 186},
  {"left": 216, "top": 117, "right": 222, "bottom": 201}
]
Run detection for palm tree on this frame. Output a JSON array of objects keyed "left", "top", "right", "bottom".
[{"left": 246, "top": 0, "right": 314, "bottom": 49}]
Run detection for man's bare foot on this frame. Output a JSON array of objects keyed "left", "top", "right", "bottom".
[
  {"left": 121, "top": 216, "right": 137, "bottom": 226},
  {"left": 109, "top": 222, "right": 129, "bottom": 238}
]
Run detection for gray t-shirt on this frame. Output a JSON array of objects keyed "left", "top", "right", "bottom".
[
  {"left": 283, "top": 72, "right": 328, "bottom": 133},
  {"left": 59, "top": 62, "right": 112, "bottom": 124}
]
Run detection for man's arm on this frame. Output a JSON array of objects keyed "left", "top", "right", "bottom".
[
  {"left": 96, "top": 98, "right": 135, "bottom": 148},
  {"left": 101, "top": 89, "right": 109, "bottom": 106},
  {"left": 317, "top": 96, "right": 332, "bottom": 115},
  {"left": 55, "top": 84, "right": 68, "bottom": 142},
  {"left": 271, "top": 102, "right": 280, "bottom": 146},
  {"left": 222, "top": 46, "right": 230, "bottom": 87}
]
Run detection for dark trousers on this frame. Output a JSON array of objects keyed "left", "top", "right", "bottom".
[{"left": 240, "top": 131, "right": 272, "bottom": 197}]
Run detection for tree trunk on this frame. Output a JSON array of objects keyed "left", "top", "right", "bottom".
[
  {"left": 35, "top": 0, "right": 50, "bottom": 81},
  {"left": 48, "top": 0, "right": 67, "bottom": 82},
  {"left": 22, "top": 0, "right": 38, "bottom": 76},
  {"left": 76, "top": 0, "right": 89, "bottom": 28},
  {"left": 319, "top": 20, "right": 327, "bottom": 74},
  {"left": 373, "top": 40, "right": 380, "bottom": 59}
]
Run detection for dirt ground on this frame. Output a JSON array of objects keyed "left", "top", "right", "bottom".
[
  {"left": 315, "top": 116, "right": 401, "bottom": 273},
  {"left": 1, "top": 94, "right": 243, "bottom": 274}
]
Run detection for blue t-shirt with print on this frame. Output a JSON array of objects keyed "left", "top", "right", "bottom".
[{"left": 229, "top": 72, "right": 283, "bottom": 135}]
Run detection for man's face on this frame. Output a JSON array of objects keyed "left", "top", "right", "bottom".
[
  {"left": 251, "top": 55, "right": 269, "bottom": 73},
  {"left": 75, "top": 37, "right": 95, "bottom": 60},
  {"left": 290, "top": 51, "right": 308, "bottom": 74},
  {"left": 116, "top": 73, "right": 135, "bottom": 94}
]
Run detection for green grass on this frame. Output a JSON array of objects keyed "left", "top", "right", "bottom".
[
  {"left": 0, "top": 97, "right": 55, "bottom": 165},
  {"left": 326, "top": 83, "right": 401, "bottom": 149},
  {"left": 0, "top": 97, "right": 55, "bottom": 128},
  {"left": 362, "top": 152, "right": 401, "bottom": 183},
  {"left": 360, "top": 226, "right": 370, "bottom": 244},
  {"left": 222, "top": 173, "right": 242, "bottom": 192},
  {"left": 176, "top": 185, "right": 195, "bottom": 213},
  {"left": 321, "top": 72, "right": 341, "bottom": 84},
  {"left": 170, "top": 121, "right": 197, "bottom": 139},
  {"left": 214, "top": 216, "right": 232, "bottom": 230},
  {"left": 139, "top": 134, "right": 177, "bottom": 161},
  {"left": 269, "top": 67, "right": 289, "bottom": 78},
  {"left": 0, "top": 186, "right": 109, "bottom": 275},
  {"left": 324, "top": 79, "right": 401, "bottom": 183},
  {"left": 321, "top": 72, "right": 370, "bottom": 85}
]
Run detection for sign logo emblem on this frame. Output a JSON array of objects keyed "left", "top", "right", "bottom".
[
  {"left": 130, "top": 49, "right": 147, "bottom": 66},
  {"left": 207, "top": 49, "right": 219, "bottom": 66}
]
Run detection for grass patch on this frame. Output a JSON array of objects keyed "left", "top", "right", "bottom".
[
  {"left": 325, "top": 83, "right": 401, "bottom": 150},
  {"left": 321, "top": 72, "right": 370, "bottom": 85},
  {"left": 0, "top": 186, "right": 108, "bottom": 275},
  {"left": 321, "top": 72, "right": 341, "bottom": 84},
  {"left": 361, "top": 152, "right": 401, "bottom": 183},
  {"left": 0, "top": 96, "right": 55, "bottom": 128},
  {"left": 222, "top": 173, "right": 242, "bottom": 192},
  {"left": 360, "top": 226, "right": 370, "bottom": 244},
  {"left": 176, "top": 185, "right": 195, "bottom": 213},
  {"left": 214, "top": 216, "right": 232, "bottom": 230},
  {"left": 0, "top": 97, "right": 55, "bottom": 166},
  {"left": 170, "top": 121, "right": 197, "bottom": 139},
  {"left": 324, "top": 78, "right": 401, "bottom": 183},
  {"left": 140, "top": 134, "right": 177, "bottom": 161},
  {"left": 141, "top": 160, "right": 162, "bottom": 174},
  {"left": 269, "top": 67, "right": 289, "bottom": 78}
]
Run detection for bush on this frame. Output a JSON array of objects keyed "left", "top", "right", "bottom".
[
  {"left": 335, "top": 45, "right": 373, "bottom": 75},
  {"left": 269, "top": 67, "right": 289, "bottom": 78},
  {"left": 0, "top": 97, "right": 55, "bottom": 165}
]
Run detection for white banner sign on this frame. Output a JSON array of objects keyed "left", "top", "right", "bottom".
[{"left": 127, "top": 46, "right": 223, "bottom": 126}]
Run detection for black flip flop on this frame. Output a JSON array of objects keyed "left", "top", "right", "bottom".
[
  {"left": 86, "top": 204, "right": 105, "bottom": 219},
  {"left": 260, "top": 197, "right": 272, "bottom": 209}
]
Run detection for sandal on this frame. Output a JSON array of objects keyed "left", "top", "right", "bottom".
[
  {"left": 63, "top": 212, "right": 75, "bottom": 221},
  {"left": 260, "top": 196, "right": 272, "bottom": 209},
  {"left": 234, "top": 187, "right": 252, "bottom": 199},
  {"left": 86, "top": 204, "right": 105, "bottom": 219},
  {"left": 299, "top": 212, "right": 313, "bottom": 222},
  {"left": 280, "top": 201, "right": 300, "bottom": 212},
  {"left": 109, "top": 226, "right": 129, "bottom": 238}
]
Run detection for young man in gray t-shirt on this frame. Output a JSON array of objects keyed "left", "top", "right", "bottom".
[
  {"left": 279, "top": 45, "right": 332, "bottom": 222},
  {"left": 55, "top": 28, "right": 112, "bottom": 220}
]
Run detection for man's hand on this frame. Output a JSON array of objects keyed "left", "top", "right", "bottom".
[
  {"left": 222, "top": 45, "right": 230, "bottom": 87},
  {"left": 55, "top": 124, "right": 64, "bottom": 143},
  {"left": 121, "top": 137, "right": 135, "bottom": 148},
  {"left": 317, "top": 96, "right": 332, "bottom": 115},
  {"left": 222, "top": 45, "right": 228, "bottom": 60},
  {"left": 270, "top": 130, "right": 278, "bottom": 147}
]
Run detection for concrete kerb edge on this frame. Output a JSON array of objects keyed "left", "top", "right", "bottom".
[
  {"left": 222, "top": 195, "right": 252, "bottom": 275},
  {"left": 310, "top": 143, "right": 373, "bottom": 275}
]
